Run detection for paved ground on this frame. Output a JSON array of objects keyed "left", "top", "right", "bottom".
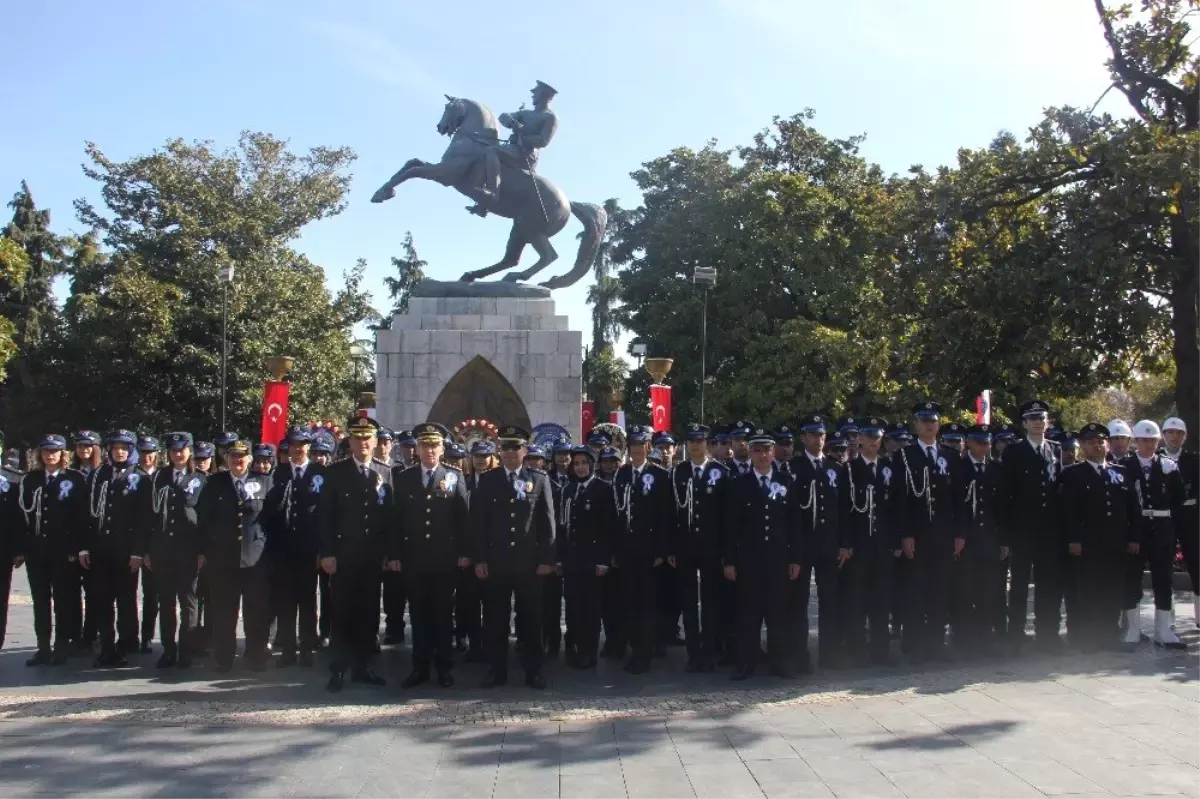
[{"left": 0, "top": 570, "right": 1196, "bottom": 797}]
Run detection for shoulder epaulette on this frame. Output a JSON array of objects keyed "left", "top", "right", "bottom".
[{"left": 442, "top": 464, "right": 463, "bottom": 473}]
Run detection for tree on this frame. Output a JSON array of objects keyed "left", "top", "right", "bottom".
[
  {"left": 379, "top": 231, "right": 426, "bottom": 328},
  {"left": 0, "top": 238, "right": 29, "bottom": 381},
  {"left": 23, "top": 132, "right": 378, "bottom": 441},
  {"left": 582, "top": 198, "right": 624, "bottom": 354},
  {"left": 583, "top": 345, "right": 628, "bottom": 419}
]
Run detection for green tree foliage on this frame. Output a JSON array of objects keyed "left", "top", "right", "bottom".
[
  {"left": 583, "top": 345, "right": 628, "bottom": 419},
  {"left": 2, "top": 133, "right": 376, "bottom": 443},
  {"left": 0, "top": 238, "right": 30, "bottom": 380},
  {"left": 379, "top": 231, "right": 426, "bottom": 328}
]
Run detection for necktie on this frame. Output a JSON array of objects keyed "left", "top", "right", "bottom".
[
  {"left": 868, "top": 463, "right": 876, "bottom": 480},
  {"left": 760, "top": 475, "right": 769, "bottom": 494},
  {"left": 1143, "top": 463, "right": 1151, "bottom": 478},
  {"left": 927, "top": 446, "right": 936, "bottom": 463},
  {"left": 362, "top": 465, "right": 371, "bottom": 480},
  {"left": 694, "top": 467, "right": 702, "bottom": 481},
  {"left": 235, "top": 479, "right": 245, "bottom": 499},
  {"left": 426, "top": 470, "right": 435, "bottom": 489},
  {"left": 174, "top": 470, "right": 183, "bottom": 486},
  {"left": 295, "top": 467, "right": 301, "bottom": 482}
]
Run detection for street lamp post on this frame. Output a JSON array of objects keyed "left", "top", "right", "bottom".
[
  {"left": 221, "top": 263, "right": 234, "bottom": 431},
  {"left": 693, "top": 266, "right": 717, "bottom": 424}
]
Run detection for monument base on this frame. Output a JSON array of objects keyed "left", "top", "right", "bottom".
[{"left": 375, "top": 290, "right": 582, "bottom": 440}]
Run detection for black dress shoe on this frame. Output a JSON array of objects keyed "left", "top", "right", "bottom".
[
  {"left": 769, "top": 666, "right": 797, "bottom": 679},
  {"left": 546, "top": 642, "right": 561, "bottom": 657},
  {"left": 214, "top": 663, "right": 233, "bottom": 675},
  {"left": 383, "top": 631, "right": 403, "bottom": 646},
  {"left": 623, "top": 660, "right": 650, "bottom": 675},
  {"left": 26, "top": 650, "right": 52, "bottom": 667},
  {"left": 401, "top": 671, "right": 430, "bottom": 689},
  {"left": 438, "top": 672, "right": 454, "bottom": 688},
  {"left": 277, "top": 652, "right": 297, "bottom": 668},
  {"left": 250, "top": 659, "right": 268, "bottom": 673},
  {"left": 480, "top": 673, "right": 507, "bottom": 688},
  {"left": 684, "top": 660, "right": 703, "bottom": 674},
  {"left": 670, "top": 635, "right": 686, "bottom": 647},
  {"left": 653, "top": 644, "right": 667, "bottom": 658},
  {"left": 327, "top": 671, "right": 345, "bottom": 692},
  {"left": 50, "top": 651, "right": 69, "bottom": 666},
  {"left": 373, "top": 638, "right": 383, "bottom": 654},
  {"left": 601, "top": 645, "right": 626, "bottom": 660},
  {"left": 351, "top": 667, "right": 386, "bottom": 686},
  {"left": 298, "top": 651, "right": 314, "bottom": 667},
  {"left": 157, "top": 651, "right": 178, "bottom": 669},
  {"left": 464, "top": 649, "right": 487, "bottom": 664},
  {"left": 139, "top": 643, "right": 153, "bottom": 655},
  {"left": 316, "top": 637, "right": 330, "bottom": 651},
  {"left": 454, "top": 638, "right": 468, "bottom": 653},
  {"left": 74, "top": 640, "right": 94, "bottom": 656},
  {"left": 796, "top": 658, "right": 814, "bottom": 675},
  {"left": 717, "top": 651, "right": 737, "bottom": 667},
  {"left": 176, "top": 653, "right": 193, "bottom": 669},
  {"left": 869, "top": 653, "right": 898, "bottom": 668},
  {"left": 94, "top": 651, "right": 127, "bottom": 668},
  {"left": 730, "top": 666, "right": 753, "bottom": 681},
  {"left": 525, "top": 673, "right": 547, "bottom": 690}
]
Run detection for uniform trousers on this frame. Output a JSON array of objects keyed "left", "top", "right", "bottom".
[
  {"left": 737, "top": 566, "right": 791, "bottom": 669},
  {"left": 900, "top": 535, "right": 954, "bottom": 654},
  {"left": 273, "top": 554, "right": 318, "bottom": 654},
  {"left": 600, "top": 565, "right": 627, "bottom": 654},
  {"left": 564, "top": 568, "right": 603, "bottom": 659},
  {"left": 484, "top": 572, "right": 543, "bottom": 678},
  {"left": 676, "top": 556, "right": 724, "bottom": 663},
  {"left": 154, "top": 555, "right": 198, "bottom": 652},
  {"left": 91, "top": 553, "right": 139, "bottom": 651},
  {"left": 407, "top": 571, "right": 456, "bottom": 674},
  {"left": 1007, "top": 535, "right": 1064, "bottom": 641},
  {"left": 26, "top": 556, "right": 74, "bottom": 651},
  {"left": 330, "top": 563, "right": 381, "bottom": 671},
  {"left": 1179, "top": 508, "right": 1199, "bottom": 593},
  {"left": 454, "top": 567, "right": 484, "bottom": 651},
  {"left": 209, "top": 559, "right": 271, "bottom": 668},
  {"left": 1072, "top": 548, "right": 1125, "bottom": 648},
  {"left": 845, "top": 547, "right": 893, "bottom": 660},
  {"left": 795, "top": 553, "right": 838, "bottom": 663},
  {"left": 318, "top": 570, "right": 332, "bottom": 641},
  {"left": 0, "top": 560, "right": 11, "bottom": 648},
  {"left": 79, "top": 564, "right": 97, "bottom": 645},
  {"left": 542, "top": 572, "right": 563, "bottom": 651},
  {"left": 140, "top": 566, "right": 158, "bottom": 645},
  {"left": 383, "top": 570, "right": 407, "bottom": 638},
  {"left": 1123, "top": 524, "right": 1175, "bottom": 611},
  {"left": 655, "top": 561, "right": 681, "bottom": 644},
  {"left": 621, "top": 560, "right": 658, "bottom": 665},
  {"left": 957, "top": 536, "right": 1005, "bottom": 650}
]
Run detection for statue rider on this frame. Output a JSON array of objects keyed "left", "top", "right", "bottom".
[{"left": 468, "top": 81, "right": 559, "bottom": 217}]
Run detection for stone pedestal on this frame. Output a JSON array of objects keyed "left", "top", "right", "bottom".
[{"left": 375, "top": 295, "right": 583, "bottom": 439}]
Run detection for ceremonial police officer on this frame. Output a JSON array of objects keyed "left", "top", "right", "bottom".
[
  {"left": 83, "top": 429, "right": 137, "bottom": 659},
  {"left": 388, "top": 423, "right": 469, "bottom": 688},
  {"left": 470, "top": 424, "right": 555, "bottom": 689},
  {"left": 1160, "top": 417, "right": 1198, "bottom": 625},
  {"left": 143, "top": 432, "right": 205, "bottom": 668},
  {"left": 456, "top": 439, "right": 495, "bottom": 661},
  {"left": 0, "top": 435, "right": 21, "bottom": 650},
  {"left": 133, "top": 437, "right": 162, "bottom": 654},
  {"left": 319, "top": 418, "right": 392, "bottom": 691},
  {"left": 557, "top": 446, "right": 616, "bottom": 669},
  {"left": 1060, "top": 424, "right": 1140, "bottom": 651},
  {"left": 955, "top": 424, "right": 1006, "bottom": 657},
  {"left": 727, "top": 421, "right": 753, "bottom": 476},
  {"left": 724, "top": 427, "right": 800, "bottom": 679}
]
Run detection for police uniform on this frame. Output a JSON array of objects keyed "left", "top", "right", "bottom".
[
  {"left": 0, "top": 445, "right": 21, "bottom": 650},
  {"left": 391, "top": 423, "right": 470, "bottom": 687},
  {"left": 789, "top": 415, "right": 847, "bottom": 669},
  {"left": 725, "top": 428, "right": 798, "bottom": 678},
  {"left": 142, "top": 433, "right": 206, "bottom": 667},
  {"left": 543, "top": 439, "right": 573, "bottom": 657},
  {"left": 83, "top": 430, "right": 139, "bottom": 658},
  {"left": 319, "top": 420, "right": 393, "bottom": 689},
  {"left": 66, "top": 430, "right": 100, "bottom": 649},
  {"left": 18, "top": 437, "right": 89, "bottom": 664},
  {"left": 196, "top": 440, "right": 275, "bottom": 672},
  {"left": 896, "top": 402, "right": 962, "bottom": 660},
  {"left": 1161, "top": 418, "right": 1198, "bottom": 618},
  {"left": 999, "top": 400, "right": 1064, "bottom": 653},
  {"left": 470, "top": 425, "right": 555, "bottom": 688},
  {"left": 612, "top": 426, "right": 674, "bottom": 673},
  {"left": 1060, "top": 424, "right": 1141, "bottom": 651},
  {"left": 558, "top": 447, "right": 616, "bottom": 669},
  {"left": 597, "top": 446, "right": 628, "bottom": 659},
  {"left": 954, "top": 425, "right": 1006, "bottom": 655},
  {"left": 385, "top": 453, "right": 414, "bottom": 646},
  {"left": 191, "top": 440, "right": 217, "bottom": 652},
  {"left": 840, "top": 418, "right": 900, "bottom": 664},
  {"left": 455, "top": 439, "right": 494, "bottom": 661},
  {"left": 308, "top": 432, "right": 337, "bottom": 649},
  {"left": 265, "top": 427, "right": 324, "bottom": 665}
]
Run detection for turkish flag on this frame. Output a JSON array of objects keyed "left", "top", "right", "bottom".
[
  {"left": 650, "top": 385, "right": 672, "bottom": 433},
  {"left": 610, "top": 410, "right": 626, "bottom": 428},
  {"left": 261, "top": 380, "right": 290, "bottom": 446},
  {"left": 975, "top": 389, "right": 991, "bottom": 426},
  {"left": 581, "top": 401, "right": 595, "bottom": 435}
]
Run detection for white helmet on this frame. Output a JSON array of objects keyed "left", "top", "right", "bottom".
[
  {"left": 1162, "top": 417, "right": 1186, "bottom": 433},
  {"left": 1107, "top": 419, "right": 1133, "bottom": 438},
  {"left": 1132, "top": 420, "right": 1161, "bottom": 439}
]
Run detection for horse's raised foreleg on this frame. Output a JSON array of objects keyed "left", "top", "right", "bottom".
[
  {"left": 501, "top": 233, "right": 558, "bottom": 282},
  {"left": 460, "top": 223, "right": 526, "bottom": 282},
  {"left": 370, "top": 159, "right": 425, "bottom": 203}
]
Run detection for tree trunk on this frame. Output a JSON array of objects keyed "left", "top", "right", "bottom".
[{"left": 1170, "top": 207, "right": 1199, "bottom": 440}]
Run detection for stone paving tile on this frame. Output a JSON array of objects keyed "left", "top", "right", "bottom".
[
  {"left": 620, "top": 765, "right": 695, "bottom": 798},
  {"left": 758, "top": 782, "right": 835, "bottom": 798},
  {"left": 798, "top": 755, "right": 905, "bottom": 798},
  {"left": 559, "top": 772, "right": 628, "bottom": 799},
  {"left": 684, "top": 763, "right": 765, "bottom": 798},
  {"left": 990, "top": 757, "right": 1111, "bottom": 796}
]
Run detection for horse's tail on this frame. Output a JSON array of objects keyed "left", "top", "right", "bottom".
[{"left": 541, "top": 202, "right": 608, "bottom": 289}]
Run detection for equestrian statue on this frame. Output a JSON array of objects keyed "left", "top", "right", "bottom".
[{"left": 370, "top": 81, "right": 607, "bottom": 290}]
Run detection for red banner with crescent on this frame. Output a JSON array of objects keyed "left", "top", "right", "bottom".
[
  {"left": 581, "top": 401, "right": 595, "bottom": 436},
  {"left": 650, "top": 385, "right": 672, "bottom": 433},
  {"left": 261, "top": 380, "right": 290, "bottom": 446}
]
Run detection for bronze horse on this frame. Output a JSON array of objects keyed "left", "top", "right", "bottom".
[{"left": 370, "top": 96, "right": 606, "bottom": 289}]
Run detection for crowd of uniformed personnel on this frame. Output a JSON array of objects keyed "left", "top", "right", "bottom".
[{"left": 0, "top": 400, "right": 1195, "bottom": 693}]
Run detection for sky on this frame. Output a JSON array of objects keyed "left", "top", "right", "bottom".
[{"left": 2, "top": 0, "right": 1121, "bottom": 354}]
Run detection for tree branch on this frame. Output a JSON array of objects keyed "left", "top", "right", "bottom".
[{"left": 1094, "top": 0, "right": 1189, "bottom": 122}]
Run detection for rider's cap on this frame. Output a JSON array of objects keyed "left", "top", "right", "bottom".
[{"left": 534, "top": 80, "right": 558, "bottom": 97}]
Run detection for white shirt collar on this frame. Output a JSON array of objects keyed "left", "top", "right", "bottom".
[
  {"left": 1137, "top": 455, "right": 1154, "bottom": 467},
  {"left": 969, "top": 455, "right": 988, "bottom": 467},
  {"left": 1165, "top": 448, "right": 1183, "bottom": 460},
  {"left": 753, "top": 467, "right": 773, "bottom": 481},
  {"left": 860, "top": 456, "right": 878, "bottom": 466}
]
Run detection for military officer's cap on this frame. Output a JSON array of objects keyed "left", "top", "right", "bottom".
[
  {"left": 39, "top": 434, "right": 67, "bottom": 451},
  {"left": 885, "top": 423, "right": 912, "bottom": 441},
  {"left": 1162, "top": 417, "right": 1186, "bottom": 433},
  {"left": 193, "top": 441, "right": 215, "bottom": 458},
  {"left": 729, "top": 421, "right": 753, "bottom": 439},
  {"left": 1046, "top": 425, "right": 1065, "bottom": 442},
  {"left": 445, "top": 442, "right": 467, "bottom": 459},
  {"left": 992, "top": 423, "right": 1016, "bottom": 441},
  {"left": 966, "top": 424, "right": 993, "bottom": 441},
  {"left": 396, "top": 429, "right": 417, "bottom": 445},
  {"left": 414, "top": 422, "right": 450, "bottom": 444},
  {"left": 524, "top": 444, "right": 547, "bottom": 460},
  {"left": 1107, "top": 419, "right": 1133, "bottom": 438},
  {"left": 858, "top": 418, "right": 887, "bottom": 436},
  {"left": 747, "top": 427, "right": 776, "bottom": 446},
  {"left": 253, "top": 443, "right": 276, "bottom": 459},
  {"left": 376, "top": 427, "right": 394, "bottom": 442},
  {"left": 586, "top": 429, "right": 611, "bottom": 447},
  {"left": 598, "top": 446, "right": 621, "bottom": 461},
  {"left": 497, "top": 424, "right": 530, "bottom": 445},
  {"left": 1062, "top": 432, "right": 1078, "bottom": 449},
  {"left": 106, "top": 429, "right": 137, "bottom": 447},
  {"left": 941, "top": 423, "right": 966, "bottom": 441},
  {"left": 1132, "top": 420, "right": 1161, "bottom": 439},
  {"left": 912, "top": 401, "right": 941, "bottom": 421},
  {"left": 837, "top": 417, "right": 860, "bottom": 435},
  {"left": 73, "top": 430, "right": 101, "bottom": 446},
  {"left": 626, "top": 425, "right": 652, "bottom": 443},
  {"left": 799, "top": 414, "right": 827, "bottom": 434},
  {"left": 774, "top": 425, "right": 795, "bottom": 442},
  {"left": 226, "top": 440, "right": 252, "bottom": 456},
  {"left": 652, "top": 431, "right": 676, "bottom": 446},
  {"left": 685, "top": 423, "right": 710, "bottom": 441},
  {"left": 470, "top": 440, "right": 497, "bottom": 456},
  {"left": 165, "top": 432, "right": 192, "bottom": 450},
  {"left": 1078, "top": 423, "right": 1109, "bottom": 441},
  {"left": 346, "top": 416, "right": 381, "bottom": 439},
  {"left": 711, "top": 424, "right": 731, "bottom": 443},
  {"left": 310, "top": 433, "right": 336, "bottom": 454},
  {"left": 828, "top": 432, "right": 849, "bottom": 450},
  {"left": 534, "top": 80, "right": 558, "bottom": 96},
  {"left": 648, "top": 450, "right": 666, "bottom": 465},
  {"left": 278, "top": 438, "right": 290, "bottom": 452},
  {"left": 214, "top": 431, "right": 240, "bottom": 448},
  {"left": 570, "top": 445, "right": 595, "bottom": 462},
  {"left": 1019, "top": 399, "right": 1051, "bottom": 419},
  {"left": 286, "top": 426, "right": 313, "bottom": 444},
  {"left": 552, "top": 438, "right": 574, "bottom": 455}
]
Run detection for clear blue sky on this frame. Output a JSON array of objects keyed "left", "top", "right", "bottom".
[{"left": 2, "top": 0, "right": 1118, "bottom": 348}]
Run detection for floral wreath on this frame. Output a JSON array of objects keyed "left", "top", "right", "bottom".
[{"left": 453, "top": 418, "right": 499, "bottom": 446}]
